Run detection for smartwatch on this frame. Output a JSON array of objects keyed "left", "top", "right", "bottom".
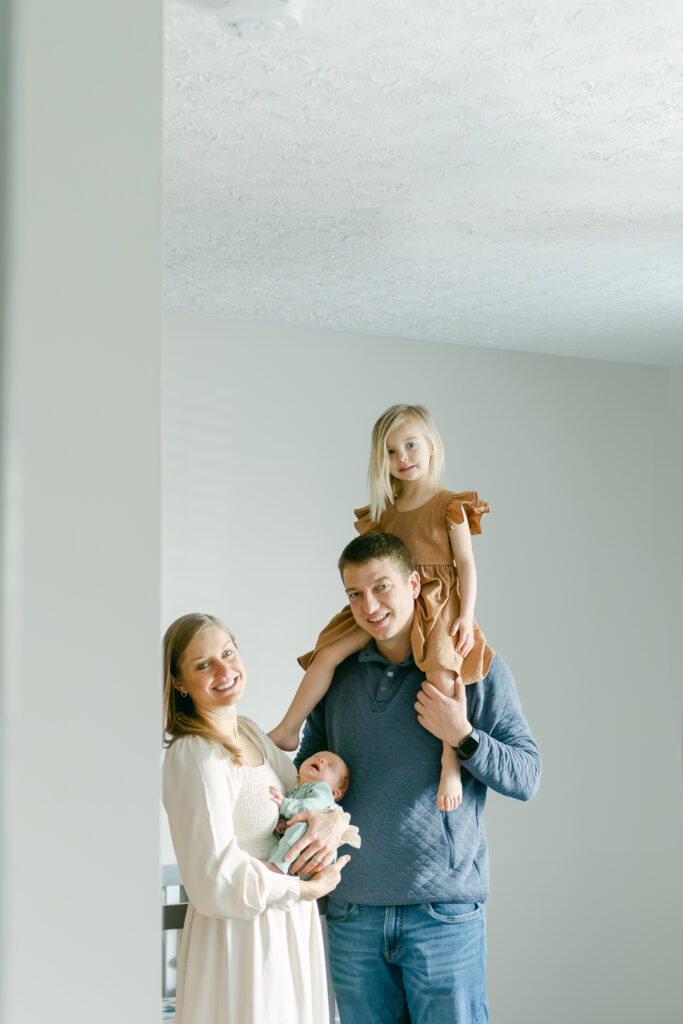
[{"left": 456, "top": 728, "right": 479, "bottom": 760}]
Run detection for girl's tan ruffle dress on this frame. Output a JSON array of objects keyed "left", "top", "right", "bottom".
[{"left": 299, "top": 490, "right": 494, "bottom": 684}]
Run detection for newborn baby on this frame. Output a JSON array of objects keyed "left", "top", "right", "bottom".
[{"left": 267, "top": 750, "right": 350, "bottom": 876}]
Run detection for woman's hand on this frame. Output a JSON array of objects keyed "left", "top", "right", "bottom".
[
  {"left": 449, "top": 615, "right": 474, "bottom": 656},
  {"left": 284, "top": 807, "right": 349, "bottom": 876},
  {"left": 269, "top": 786, "right": 284, "bottom": 809},
  {"left": 299, "top": 855, "right": 351, "bottom": 901}
]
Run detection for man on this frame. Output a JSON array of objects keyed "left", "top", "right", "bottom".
[{"left": 296, "top": 532, "right": 540, "bottom": 1024}]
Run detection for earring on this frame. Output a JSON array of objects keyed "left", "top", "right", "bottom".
[{"left": 179, "top": 688, "right": 188, "bottom": 698}]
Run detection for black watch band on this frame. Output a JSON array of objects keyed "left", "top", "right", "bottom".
[{"left": 456, "top": 729, "right": 479, "bottom": 760}]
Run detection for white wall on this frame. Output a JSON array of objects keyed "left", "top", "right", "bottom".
[
  {"left": 1, "top": 3, "right": 161, "bottom": 1022},
  {"left": 163, "top": 310, "right": 682, "bottom": 1023}
]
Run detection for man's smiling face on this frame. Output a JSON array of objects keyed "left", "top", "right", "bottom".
[{"left": 342, "top": 556, "right": 420, "bottom": 660}]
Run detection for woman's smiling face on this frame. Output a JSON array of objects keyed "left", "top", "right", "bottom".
[{"left": 176, "top": 626, "right": 246, "bottom": 715}]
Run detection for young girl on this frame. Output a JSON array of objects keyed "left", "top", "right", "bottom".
[{"left": 268, "top": 403, "right": 493, "bottom": 812}]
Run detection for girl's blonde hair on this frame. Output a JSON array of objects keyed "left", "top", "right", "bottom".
[
  {"left": 163, "top": 612, "right": 242, "bottom": 763},
  {"left": 368, "top": 404, "right": 445, "bottom": 521}
]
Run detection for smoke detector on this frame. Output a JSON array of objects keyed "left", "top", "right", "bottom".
[{"left": 222, "top": 0, "right": 306, "bottom": 40}]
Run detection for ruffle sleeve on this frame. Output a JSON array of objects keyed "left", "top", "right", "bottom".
[
  {"left": 353, "top": 505, "right": 380, "bottom": 535},
  {"left": 445, "top": 491, "right": 490, "bottom": 536}
]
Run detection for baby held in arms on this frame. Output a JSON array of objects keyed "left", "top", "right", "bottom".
[{"left": 267, "top": 751, "right": 354, "bottom": 876}]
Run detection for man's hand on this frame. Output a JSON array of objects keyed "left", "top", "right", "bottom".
[
  {"left": 283, "top": 807, "right": 349, "bottom": 876},
  {"left": 415, "top": 678, "right": 472, "bottom": 748}
]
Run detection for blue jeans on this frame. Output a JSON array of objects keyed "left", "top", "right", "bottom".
[{"left": 326, "top": 899, "right": 488, "bottom": 1024}]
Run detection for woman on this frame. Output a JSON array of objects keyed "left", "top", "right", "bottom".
[{"left": 162, "top": 612, "right": 353, "bottom": 1024}]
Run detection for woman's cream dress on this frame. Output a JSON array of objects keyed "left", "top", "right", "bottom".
[{"left": 162, "top": 718, "right": 329, "bottom": 1024}]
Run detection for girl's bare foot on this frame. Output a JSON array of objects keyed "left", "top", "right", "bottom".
[
  {"left": 267, "top": 724, "right": 300, "bottom": 751},
  {"left": 437, "top": 747, "right": 462, "bottom": 812}
]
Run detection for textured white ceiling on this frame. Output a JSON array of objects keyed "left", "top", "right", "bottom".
[{"left": 164, "top": 0, "right": 683, "bottom": 364}]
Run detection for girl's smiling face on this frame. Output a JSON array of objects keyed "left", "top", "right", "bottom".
[
  {"left": 175, "top": 626, "right": 246, "bottom": 715},
  {"left": 385, "top": 419, "right": 433, "bottom": 483}
]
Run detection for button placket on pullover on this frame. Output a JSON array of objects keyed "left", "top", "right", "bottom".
[{"left": 359, "top": 646, "right": 412, "bottom": 712}]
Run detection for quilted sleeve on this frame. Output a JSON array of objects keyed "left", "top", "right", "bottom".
[{"left": 464, "top": 656, "right": 541, "bottom": 801}]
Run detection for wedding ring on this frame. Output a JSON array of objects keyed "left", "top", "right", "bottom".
[{"left": 312, "top": 855, "right": 322, "bottom": 864}]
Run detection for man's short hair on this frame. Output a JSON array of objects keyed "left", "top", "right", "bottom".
[{"left": 338, "top": 532, "right": 416, "bottom": 580}]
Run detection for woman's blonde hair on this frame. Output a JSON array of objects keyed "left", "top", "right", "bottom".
[
  {"left": 368, "top": 404, "right": 445, "bottom": 521},
  {"left": 163, "top": 612, "right": 242, "bottom": 762}
]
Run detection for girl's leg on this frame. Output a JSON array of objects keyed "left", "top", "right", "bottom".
[
  {"left": 268, "top": 627, "right": 368, "bottom": 750},
  {"left": 268, "top": 656, "right": 336, "bottom": 750},
  {"left": 426, "top": 669, "right": 462, "bottom": 812}
]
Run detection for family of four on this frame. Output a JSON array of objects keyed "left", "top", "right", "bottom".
[{"left": 162, "top": 404, "right": 541, "bottom": 1024}]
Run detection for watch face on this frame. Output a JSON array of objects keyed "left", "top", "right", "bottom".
[{"left": 459, "top": 734, "right": 478, "bottom": 756}]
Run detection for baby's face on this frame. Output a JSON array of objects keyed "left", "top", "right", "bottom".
[{"left": 298, "top": 751, "right": 347, "bottom": 800}]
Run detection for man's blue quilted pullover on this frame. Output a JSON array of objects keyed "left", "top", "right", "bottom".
[{"left": 296, "top": 647, "right": 540, "bottom": 906}]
